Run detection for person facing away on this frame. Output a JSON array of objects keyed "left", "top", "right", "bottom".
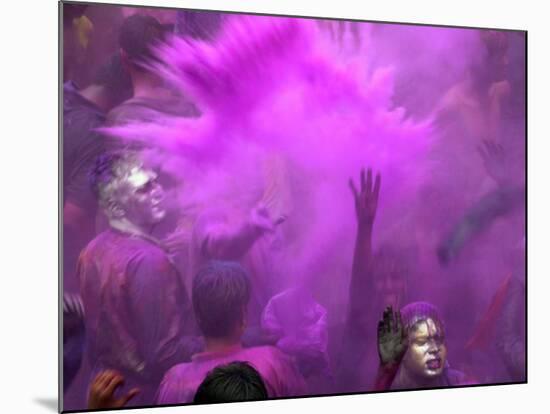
[
  {"left": 86, "top": 362, "right": 268, "bottom": 410},
  {"left": 106, "top": 13, "right": 199, "bottom": 128},
  {"left": 156, "top": 260, "right": 307, "bottom": 405},
  {"left": 77, "top": 151, "right": 200, "bottom": 406}
]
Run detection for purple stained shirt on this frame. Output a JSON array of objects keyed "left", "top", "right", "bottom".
[
  {"left": 156, "top": 344, "right": 307, "bottom": 404},
  {"left": 77, "top": 228, "right": 200, "bottom": 403}
]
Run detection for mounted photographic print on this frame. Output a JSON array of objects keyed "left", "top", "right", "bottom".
[{"left": 61, "top": 1, "right": 526, "bottom": 412}]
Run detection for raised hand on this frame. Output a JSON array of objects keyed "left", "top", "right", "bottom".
[
  {"left": 349, "top": 168, "right": 381, "bottom": 229},
  {"left": 87, "top": 370, "right": 140, "bottom": 410},
  {"left": 377, "top": 306, "right": 407, "bottom": 366},
  {"left": 250, "top": 203, "right": 286, "bottom": 233}
]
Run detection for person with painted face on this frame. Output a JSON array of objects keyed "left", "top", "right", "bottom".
[
  {"left": 375, "top": 303, "right": 472, "bottom": 390},
  {"left": 336, "top": 168, "right": 413, "bottom": 392},
  {"left": 76, "top": 151, "right": 200, "bottom": 407}
]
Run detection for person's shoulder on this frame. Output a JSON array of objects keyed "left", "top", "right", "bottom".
[
  {"left": 63, "top": 84, "right": 104, "bottom": 118},
  {"left": 158, "top": 363, "right": 195, "bottom": 404},
  {"left": 80, "top": 230, "right": 111, "bottom": 255},
  {"left": 107, "top": 96, "right": 185, "bottom": 126},
  {"left": 105, "top": 98, "right": 148, "bottom": 125},
  {"left": 163, "top": 362, "right": 192, "bottom": 383},
  {"left": 77, "top": 231, "right": 119, "bottom": 272},
  {"left": 446, "top": 368, "right": 473, "bottom": 386},
  {"left": 247, "top": 346, "right": 306, "bottom": 396},
  {"left": 250, "top": 345, "right": 291, "bottom": 362},
  {"left": 126, "top": 237, "right": 172, "bottom": 267},
  {"left": 91, "top": 231, "right": 170, "bottom": 269}
]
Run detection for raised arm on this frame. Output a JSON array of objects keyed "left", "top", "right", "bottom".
[
  {"left": 196, "top": 205, "right": 285, "bottom": 261},
  {"left": 347, "top": 168, "right": 381, "bottom": 333},
  {"left": 335, "top": 168, "right": 381, "bottom": 391}
]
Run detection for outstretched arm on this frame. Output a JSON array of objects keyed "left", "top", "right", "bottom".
[
  {"left": 335, "top": 168, "right": 381, "bottom": 391},
  {"left": 438, "top": 140, "right": 525, "bottom": 265},
  {"left": 197, "top": 205, "right": 285, "bottom": 261},
  {"left": 347, "top": 168, "right": 381, "bottom": 335}
]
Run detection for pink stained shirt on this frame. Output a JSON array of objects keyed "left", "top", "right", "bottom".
[{"left": 156, "top": 344, "right": 307, "bottom": 404}]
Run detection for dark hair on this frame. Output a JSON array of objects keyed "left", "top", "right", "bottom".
[
  {"left": 193, "top": 361, "right": 268, "bottom": 403},
  {"left": 92, "top": 54, "right": 133, "bottom": 106},
  {"left": 175, "top": 10, "right": 224, "bottom": 41},
  {"left": 119, "top": 14, "right": 167, "bottom": 69},
  {"left": 192, "top": 261, "right": 250, "bottom": 338},
  {"left": 400, "top": 301, "right": 446, "bottom": 338}
]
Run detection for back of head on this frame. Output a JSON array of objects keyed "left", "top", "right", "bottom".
[
  {"left": 175, "top": 10, "right": 224, "bottom": 41},
  {"left": 119, "top": 13, "right": 167, "bottom": 70},
  {"left": 92, "top": 53, "right": 133, "bottom": 107},
  {"left": 192, "top": 261, "right": 250, "bottom": 338},
  {"left": 193, "top": 361, "right": 268, "bottom": 403}
]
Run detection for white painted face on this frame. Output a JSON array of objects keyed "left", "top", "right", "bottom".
[
  {"left": 101, "top": 157, "right": 166, "bottom": 226},
  {"left": 403, "top": 318, "right": 447, "bottom": 379},
  {"left": 124, "top": 165, "right": 166, "bottom": 225}
]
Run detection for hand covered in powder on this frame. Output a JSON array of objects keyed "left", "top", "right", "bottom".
[
  {"left": 377, "top": 306, "right": 407, "bottom": 367},
  {"left": 250, "top": 203, "right": 286, "bottom": 234}
]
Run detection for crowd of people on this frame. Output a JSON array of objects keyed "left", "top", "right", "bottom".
[{"left": 62, "top": 4, "right": 526, "bottom": 411}]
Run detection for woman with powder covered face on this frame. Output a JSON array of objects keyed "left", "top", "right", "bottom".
[{"left": 376, "top": 302, "right": 474, "bottom": 390}]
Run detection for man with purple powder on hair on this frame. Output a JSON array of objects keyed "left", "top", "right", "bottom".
[{"left": 77, "top": 151, "right": 200, "bottom": 406}]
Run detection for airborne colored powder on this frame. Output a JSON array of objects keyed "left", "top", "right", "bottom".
[{"left": 100, "top": 13, "right": 525, "bottom": 384}]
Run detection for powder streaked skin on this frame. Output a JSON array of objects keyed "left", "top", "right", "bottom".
[{"left": 403, "top": 318, "right": 448, "bottom": 380}]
